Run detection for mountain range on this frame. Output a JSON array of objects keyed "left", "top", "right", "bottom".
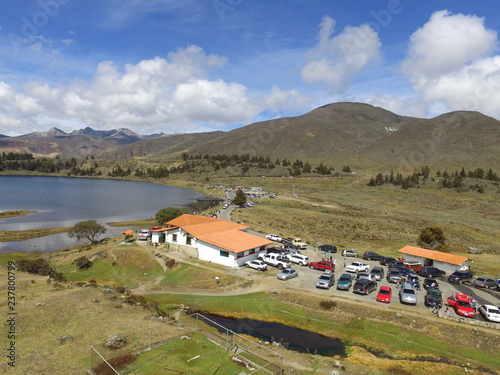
[{"left": 1, "top": 103, "right": 499, "bottom": 170}]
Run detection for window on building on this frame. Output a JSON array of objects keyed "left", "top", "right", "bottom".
[
  {"left": 220, "top": 251, "right": 229, "bottom": 258},
  {"left": 186, "top": 236, "right": 192, "bottom": 245},
  {"left": 172, "top": 234, "right": 177, "bottom": 242}
]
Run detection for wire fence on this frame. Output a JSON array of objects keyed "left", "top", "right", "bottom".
[{"left": 88, "top": 313, "right": 284, "bottom": 375}]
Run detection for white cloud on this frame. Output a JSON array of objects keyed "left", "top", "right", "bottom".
[
  {"left": 301, "top": 15, "right": 382, "bottom": 92},
  {"left": 0, "top": 45, "right": 312, "bottom": 135},
  {"left": 366, "top": 94, "right": 428, "bottom": 118},
  {"left": 402, "top": 10, "right": 500, "bottom": 118}
]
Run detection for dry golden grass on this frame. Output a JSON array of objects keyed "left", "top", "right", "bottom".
[
  {"left": 220, "top": 175, "right": 499, "bottom": 259},
  {"left": 0, "top": 277, "right": 162, "bottom": 375}
]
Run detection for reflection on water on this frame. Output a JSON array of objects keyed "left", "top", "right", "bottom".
[{"left": 0, "top": 176, "right": 211, "bottom": 253}]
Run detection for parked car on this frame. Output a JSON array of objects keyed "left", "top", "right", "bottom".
[
  {"left": 446, "top": 293, "right": 476, "bottom": 318},
  {"left": 345, "top": 261, "right": 369, "bottom": 273},
  {"left": 287, "top": 254, "right": 309, "bottom": 266},
  {"left": 357, "top": 272, "right": 376, "bottom": 281},
  {"left": 258, "top": 253, "right": 290, "bottom": 270},
  {"left": 423, "top": 278, "right": 439, "bottom": 290},
  {"left": 473, "top": 277, "right": 497, "bottom": 289},
  {"left": 336, "top": 273, "right": 353, "bottom": 291},
  {"left": 137, "top": 229, "right": 150, "bottom": 240},
  {"left": 277, "top": 268, "right": 298, "bottom": 281},
  {"left": 318, "top": 244, "right": 337, "bottom": 253},
  {"left": 316, "top": 272, "right": 335, "bottom": 289},
  {"left": 369, "top": 267, "right": 385, "bottom": 281},
  {"left": 417, "top": 266, "right": 446, "bottom": 278},
  {"left": 341, "top": 249, "right": 359, "bottom": 257},
  {"left": 387, "top": 267, "right": 402, "bottom": 284},
  {"left": 309, "top": 261, "right": 335, "bottom": 272},
  {"left": 399, "top": 282, "right": 417, "bottom": 305},
  {"left": 353, "top": 279, "right": 377, "bottom": 295},
  {"left": 266, "top": 234, "right": 282, "bottom": 242},
  {"left": 379, "top": 257, "right": 396, "bottom": 266},
  {"left": 376, "top": 286, "right": 392, "bottom": 303},
  {"left": 448, "top": 270, "right": 473, "bottom": 284},
  {"left": 396, "top": 267, "right": 416, "bottom": 278},
  {"left": 496, "top": 279, "right": 500, "bottom": 291},
  {"left": 244, "top": 259, "right": 267, "bottom": 271},
  {"left": 386, "top": 260, "right": 404, "bottom": 268},
  {"left": 424, "top": 288, "right": 443, "bottom": 307},
  {"left": 283, "top": 237, "right": 308, "bottom": 249},
  {"left": 362, "top": 251, "right": 381, "bottom": 261},
  {"left": 478, "top": 305, "right": 500, "bottom": 323}
]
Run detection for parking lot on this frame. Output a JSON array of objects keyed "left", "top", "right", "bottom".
[{"left": 249, "top": 246, "right": 500, "bottom": 323}]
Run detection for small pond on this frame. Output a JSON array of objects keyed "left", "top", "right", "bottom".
[{"left": 194, "top": 313, "right": 346, "bottom": 357}]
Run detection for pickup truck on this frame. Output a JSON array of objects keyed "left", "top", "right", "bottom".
[
  {"left": 283, "top": 237, "right": 308, "bottom": 250},
  {"left": 258, "top": 253, "right": 291, "bottom": 270},
  {"left": 345, "top": 261, "right": 370, "bottom": 273}
]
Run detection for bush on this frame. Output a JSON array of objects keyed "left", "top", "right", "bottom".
[
  {"left": 74, "top": 256, "right": 93, "bottom": 270},
  {"left": 16, "top": 258, "right": 66, "bottom": 282}
]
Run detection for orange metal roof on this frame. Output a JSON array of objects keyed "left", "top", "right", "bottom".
[
  {"left": 198, "top": 230, "right": 272, "bottom": 254},
  {"left": 121, "top": 229, "right": 134, "bottom": 235},
  {"left": 166, "top": 214, "right": 219, "bottom": 227},
  {"left": 398, "top": 245, "right": 470, "bottom": 265},
  {"left": 166, "top": 214, "right": 270, "bottom": 253}
]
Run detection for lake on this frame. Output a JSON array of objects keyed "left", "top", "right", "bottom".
[{"left": 0, "top": 175, "right": 210, "bottom": 253}]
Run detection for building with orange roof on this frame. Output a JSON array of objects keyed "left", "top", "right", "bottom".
[
  {"left": 154, "top": 214, "right": 273, "bottom": 268},
  {"left": 398, "top": 245, "right": 472, "bottom": 273}
]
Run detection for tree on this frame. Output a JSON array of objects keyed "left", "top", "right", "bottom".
[
  {"left": 67, "top": 220, "right": 107, "bottom": 245},
  {"left": 155, "top": 207, "right": 187, "bottom": 226},
  {"left": 232, "top": 189, "right": 247, "bottom": 206},
  {"left": 417, "top": 226, "right": 447, "bottom": 251}
]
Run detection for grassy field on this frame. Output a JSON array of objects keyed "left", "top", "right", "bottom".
[
  {"left": 0, "top": 210, "right": 37, "bottom": 218},
  {"left": 1, "top": 242, "right": 499, "bottom": 375},
  {"left": 116, "top": 332, "right": 246, "bottom": 375}
]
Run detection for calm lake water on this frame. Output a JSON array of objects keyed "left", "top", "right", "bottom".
[{"left": 0, "top": 175, "right": 209, "bottom": 253}]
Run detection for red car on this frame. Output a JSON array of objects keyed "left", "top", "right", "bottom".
[
  {"left": 376, "top": 286, "right": 392, "bottom": 303},
  {"left": 309, "top": 261, "right": 335, "bottom": 271},
  {"left": 446, "top": 293, "right": 476, "bottom": 318}
]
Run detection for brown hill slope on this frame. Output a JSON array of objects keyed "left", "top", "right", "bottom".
[
  {"left": 358, "top": 111, "right": 500, "bottom": 171},
  {"left": 188, "top": 102, "right": 416, "bottom": 162}
]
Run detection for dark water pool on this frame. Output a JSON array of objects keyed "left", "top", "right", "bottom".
[{"left": 194, "top": 313, "right": 346, "bottom": 357}]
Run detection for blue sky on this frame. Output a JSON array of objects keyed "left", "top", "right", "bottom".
[{"left": 0, "top": 0, "right": 499, "bottom": 136}]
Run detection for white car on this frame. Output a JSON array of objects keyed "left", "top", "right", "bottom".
[
  {"left": 478, "top": 305, "right": 500, "bottom": 322},
  {"left": 287, "top": 254, "right": 309, "bottom": 266},
  {"left": 346, "top": 262, "right": 370, "bottom": 273},
  {"left": 245, "top": 259, "right": 267, "bottom": 271},
  {"left": 137, "top": 229, "right": 150, "bottom": 240},
  {"left": 266, "top": 234, "right": 282, "bottom": 242}
]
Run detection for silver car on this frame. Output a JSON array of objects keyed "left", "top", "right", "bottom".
[
  {"left": 399, "top": 282, "right": 417, "bottom": 304},
  {"left": 473, "top": 277, "right": 496, "bottom": 289},
  {"left": 277, "top": 268, "right": 298, "bottom": 281},
  {"left": 316, "top": 272, "right": 335, "bottom": 289}
]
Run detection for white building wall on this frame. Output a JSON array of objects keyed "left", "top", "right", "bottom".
[{"left": 160, "top": 228, "right": 267, "bottom": 268}]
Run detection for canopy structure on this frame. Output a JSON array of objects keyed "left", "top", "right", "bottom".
[{"left": 121, "top": 229, "right": 134, "bottom": 242}]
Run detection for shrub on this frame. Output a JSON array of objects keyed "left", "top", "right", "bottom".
[
  {"left": 16, "top": 258, "right": 66, "bottom": 282},
  {"left": 74, "top": 256, "right": 93, "bottom": 270}
]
